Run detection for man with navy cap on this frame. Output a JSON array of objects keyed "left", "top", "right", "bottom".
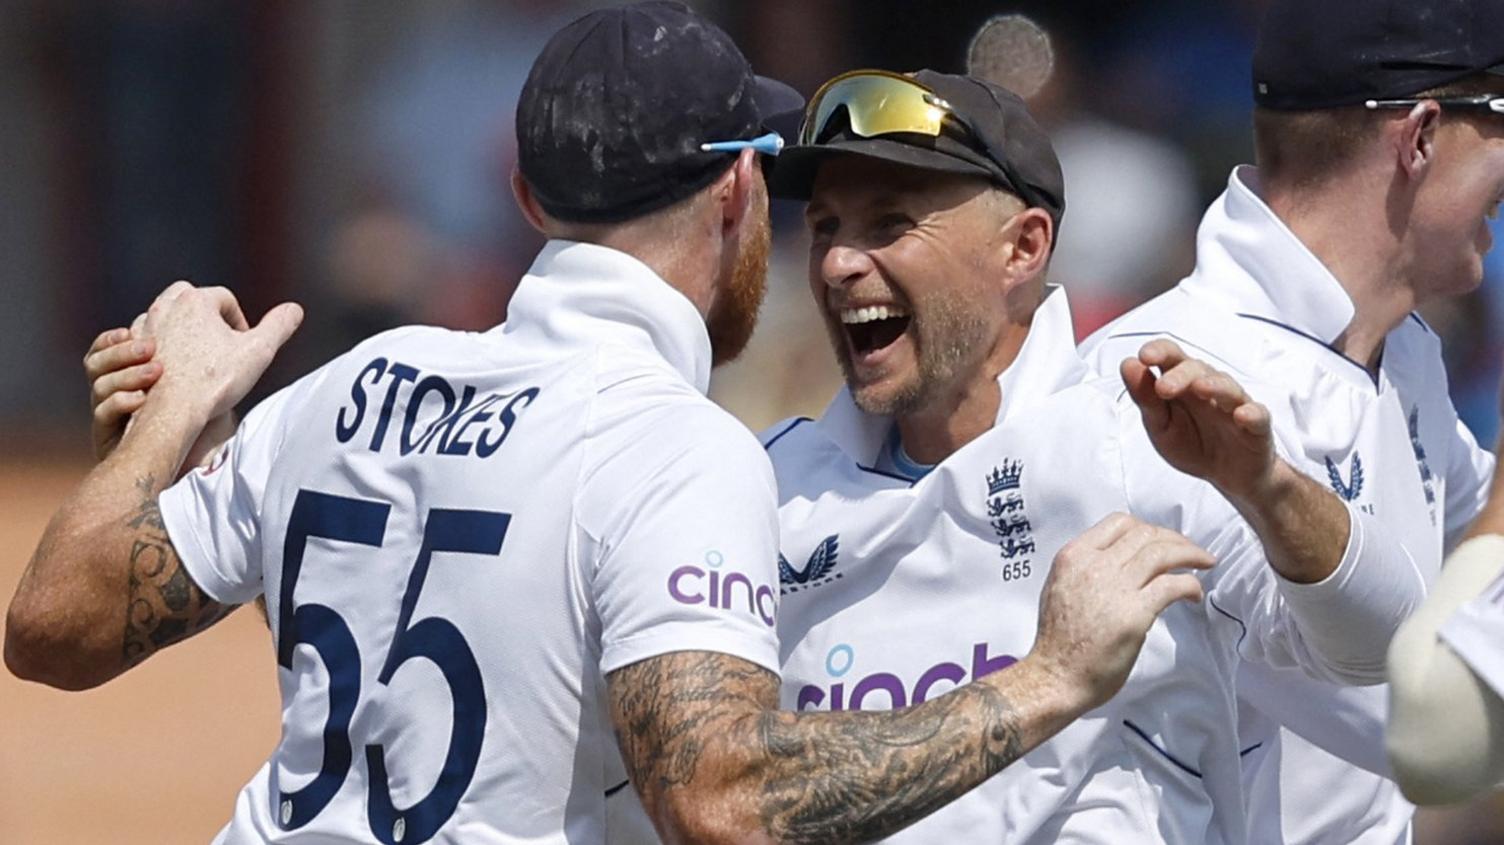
[
  {"left": 1085, "top": 0, "right": 1504, "bottom": 841},
  {"left": 8, "top": 3, "right": 1220, "bottom": 842},
  {"left": 747, "top": 64, "right": 1425, "bottom": 843}
]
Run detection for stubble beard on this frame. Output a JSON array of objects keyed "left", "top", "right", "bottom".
[
  {"left": 707, "top": 207, "right": 772, "bottom": 367},
  {"left": 825, "top": 292, "right": 991, "bottom": 418}
]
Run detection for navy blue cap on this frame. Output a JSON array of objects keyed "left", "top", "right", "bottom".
[
  {"left": 516, "top": 1, "right": 803, "bottom": 223},
  {"left": 769, "top": 71, "right": 1065, "bottom": 233},
  {"left": 1254, "top": 0, "right": 1504, "bottom": 110}
]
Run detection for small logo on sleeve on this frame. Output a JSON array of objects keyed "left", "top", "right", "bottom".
[
  {"left": 778, "top": 535, "right": 841, "bottom": 594},
  {"left": 987, "top": 460, "right": 1035, "bottom": 581},
  {"left": 667, "top": 550, "right": 777, "bottom": 627}
]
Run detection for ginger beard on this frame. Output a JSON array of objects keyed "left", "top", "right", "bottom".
[
  {"left": 821, "top": 283, "right": 992, "bottom": 417},
  {"left": 706, "top": 186, "right": 772, "bottom": 367}
]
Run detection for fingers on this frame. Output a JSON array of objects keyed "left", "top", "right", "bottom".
[
  {"left": 130, "top": 311, "right": 148, "bottom": 337},
  {"left": 91, "top": 360, "right": 162, "bottom": 406},
  {"left": 1071, "top": 512, "right": 1140, "bottom": 551},
  {"left": 1120, "top": 536, "right": 1216, "bottom": 587},
  {"left": 86, "top": 327, "right": 132, "bottom": 358},
  {"left": 85, "top": 336, "right": 155, "bottom": 384},
  {"left": 1141, "top": 572, "right": 1207, "bottom": 615},
  {"left": 1233, "top": 401, "right": 1273, "bottom": 438},
  {"left": 248, "top": 302, "right": 305, "bottom": 354},
  {"left": 94, "top": 388, "right": 148, "bottom": 431},
  {"left": 1121, "top": 357, "right": 1170, "bottom": 429},
  {"left": 1136, "top": 339, "right": 1187, "bottom": 370}
]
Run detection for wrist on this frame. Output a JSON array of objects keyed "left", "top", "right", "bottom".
[
  {"left": 1005, "top": 653, "right": 1099, "bottom": 720},
  {"left": 118, "top": 393, "right": 214, "bottom": 468},
  {"left": 1217, "top": 456, "right": 1294, "bottom": 512}
]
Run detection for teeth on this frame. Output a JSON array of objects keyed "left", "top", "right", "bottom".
[{"left": 838, "top": 305, "right": 911, "bottom": 324}]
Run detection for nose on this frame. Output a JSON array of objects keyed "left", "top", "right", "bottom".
[{"left": 818, "top": 242, "right": 873, "bottom": 292}]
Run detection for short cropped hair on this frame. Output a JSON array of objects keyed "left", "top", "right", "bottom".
[{"left": 1253, "top": 74, "right": 1502, "bottom": 190}]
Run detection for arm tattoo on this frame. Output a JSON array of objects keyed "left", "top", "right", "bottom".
[
  {"left": 120, "top": 475, "right": 235, "bottom": 669},
  {"left": 609, "top": 651, "right": 1025, "bottom": 843}
]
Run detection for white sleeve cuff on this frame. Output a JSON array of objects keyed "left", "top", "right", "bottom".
[{"left": 1275, "top": 501, "right": 1426, "bottom": 684}]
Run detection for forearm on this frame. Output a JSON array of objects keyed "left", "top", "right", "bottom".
[
  {"left": 612, "top": 651, "right": 1085, "bottom": 844},
  {"left": 1225, "top": 460, "right": 1425, "bottom": 683},
  {"left": 5, "top": 405, "right": 223, "bottom": 688},
  {"left": 1224, "top": 458, "right": 1349, "bottom": 584},
  {"left": 1388, "top": 535, "right": 1504, "bottom": 803}
]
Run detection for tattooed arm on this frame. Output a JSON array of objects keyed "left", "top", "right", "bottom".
[
  {"left": 5, "top": 283, "right": 300, "bottom": 689},
  {"left": 607, "top": 516, "right": 1214, "bottom": 844}
]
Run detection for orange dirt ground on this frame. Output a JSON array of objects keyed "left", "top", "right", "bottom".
[
  {"left": 1, "top": 450, "right": 1498, "bottom": 843},
  {"left": 1, "top": 453, "right": 279, "bottom": 844}
]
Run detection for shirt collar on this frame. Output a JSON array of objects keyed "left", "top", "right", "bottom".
[
  {"left": 817, "top": 284, "right": 1085, "bottom": 467},
  {"left": 1181, "top": 166, "right": 1356, "bottom": 344},
  {"left": 499, "top": 239, "right": 713, "bottom": 393}
]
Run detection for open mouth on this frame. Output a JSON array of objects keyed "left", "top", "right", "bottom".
[{"left": 839, "top": 305, "right": 912, "bottom": 357}]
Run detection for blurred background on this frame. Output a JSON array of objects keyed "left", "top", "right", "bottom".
[{"left": 0, "top": 0, "right": 1500, "bottom": 841}]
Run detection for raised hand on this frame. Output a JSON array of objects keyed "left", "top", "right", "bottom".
[
  {"left": 84, "top": 327, "right": 159, "bottom": 461},
  {"left": 1031, "top": 513, "right": 1213, "bottom": 710},
  {"left": 1121, "top": 339, "right": 1276, "bottom": 500},
  {"left": 132, "top": 282, "right": 303, "bottom": 432}
]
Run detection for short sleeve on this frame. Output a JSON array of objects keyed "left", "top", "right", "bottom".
[
  {"left": 1443, "top": 417, "right": 1496, "bottom": 554},
  {"left": 1441, "top": 568, "right": 1504, "bottom": 698},
  {"left": 578, "top": 397, "right": 782, "bottom": 678},
  {"left": 157, "top": 384, "right": 302, "bottom": 605}
]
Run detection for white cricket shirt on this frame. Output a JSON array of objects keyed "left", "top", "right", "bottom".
[
  {"left": 1084, "top": 166, "right": 1496, "bottom": 845},
  {"left": 158, "top": 241, "right": 782, "bottom": 844},
  {"left": 765, "top": 286, "right": 1420, "bottom": 844},
  {"left": 1441, "top": 571, "right": 1504, "bottom": 699}
]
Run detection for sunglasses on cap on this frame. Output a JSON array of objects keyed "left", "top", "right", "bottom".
[
  {"left": 798, "top": 69, "right": 1049, "bottom": 212},
  {"left": 1364, "top": 94, "right": 1504, "bottom": 114}
]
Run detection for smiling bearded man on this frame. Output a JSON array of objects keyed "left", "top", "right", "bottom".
[{"left": 734, "top": 68, "right": 1428, "bottom": 844}]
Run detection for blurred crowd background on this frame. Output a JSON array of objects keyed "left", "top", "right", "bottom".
[{"left": 1, "top": 0, "right": 1502, "bottom": 842}]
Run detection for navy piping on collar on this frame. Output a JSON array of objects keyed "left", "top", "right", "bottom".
[
  {"left": 855, "top": 463, "right": 920, "bottom": 487},
  {"left": 605, "top": 779, "right": 630, "bottom": 797},
  {"left": 1240, "top": 742, "right": 1264, "bottom": 757},
  {"left": 762, "top": 417, "right": 812, "bottom": 451},
  {"left": 761, "top": 415, "right": 919, "bottom": 486},
  {"left": 1123, "top": 720, "right": 1203, "bottom": 778},
  {"left": 1409, "top": 312, "right": 1432, "bottom": 334},
  {"left": 1207, "top": 594, "right": 1247, "bottom": 651},
  {"left": 1235, "top": 313, "right": 1379, "bottom": 388}
]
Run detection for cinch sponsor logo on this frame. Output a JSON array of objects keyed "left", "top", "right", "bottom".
[
  {"left": 668, "top": 550, "right": 777, "bottom": 628},
  {"left": 796, "top": 642, "right": 1018, "bottom": 711}
]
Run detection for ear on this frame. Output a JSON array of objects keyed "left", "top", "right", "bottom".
[
  {"left": 511, "top": 167, "right": 549, "bottom": 235},
  {"left": 714, "top": 149, "right": 762, "bottom": 236},
  {"left": 1003, "top": 207, "right": 1055, "bottom": 283},
  {"left": 1396, "top": 101, "right": 1442, "bottom": 180}
]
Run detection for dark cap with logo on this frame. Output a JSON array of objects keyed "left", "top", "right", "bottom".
[
  {"left": 768, "top": 70, "right": 1065, "bottom": 233},
  {"left": 1254, "top": 0, "right": 1504, "bottom": 110},
  {"left": 516, "top": 0, "right": 803, "bottom": 223}
]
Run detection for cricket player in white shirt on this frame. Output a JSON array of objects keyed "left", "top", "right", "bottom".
[
  {"left": 7, "top": 4, "right": 1221, "bottom": 844},
  {"left": 1083, "top": 1, "right": 1504, "bottom": 842},
  {"left": 755, "top": 68, "right": 1424, "bottom": 844}
]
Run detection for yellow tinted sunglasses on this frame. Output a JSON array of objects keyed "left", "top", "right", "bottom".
[{"left": 799, "top": 69, "right": 973, "bottom": 146}]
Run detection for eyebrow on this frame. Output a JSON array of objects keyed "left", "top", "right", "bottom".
[{"left": 804, "top": 193, "right": 908, "bottom": 220}]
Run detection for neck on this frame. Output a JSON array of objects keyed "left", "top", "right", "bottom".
[
  {"left": 558, "top": 223, "right": 720, "bottom": 317},
  {"left": 895, "top": 318, "right": 1031, "bottom": 465},
  {"left": 1264, "top": 178, "right": 1415, "bottom": 371}
]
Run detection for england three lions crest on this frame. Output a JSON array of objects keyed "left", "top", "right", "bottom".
[{"left": 987, "top": 460, "right": 1035, "bottom": 581}]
